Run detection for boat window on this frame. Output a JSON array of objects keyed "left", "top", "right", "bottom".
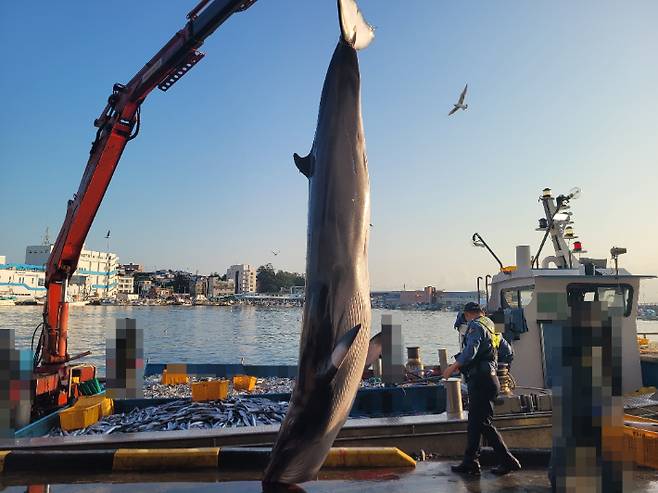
[
  {"left": 566, "top": 283, "right": 634, "bottom": 317},
  {"left": 502, "top": 289, "right": 519, "bottom": 309},
  {"left": 501, "top": 286, "right": 534, "bottom": 309},
  {"left": 519, "top": 287, "right": 534, "bottom": 307}
]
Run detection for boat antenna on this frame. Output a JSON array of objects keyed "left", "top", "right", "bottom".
[
  {"left": 532, "top": 187, "right": 581, "bottom": 268},
  {"left": 472, "top": 233, "right": 503, "bottom": 270},
  {"left": 610, "top": 247, "right": 627, "bottom": 280}
]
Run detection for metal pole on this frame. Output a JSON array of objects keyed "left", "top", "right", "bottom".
[
  {"left": 438, "top": 348, "right": 448, "bottom": 372},
  {"left": 444, "top": 378, "right": 463, "bottom": 419},
  {"left": 476, "top": 277, "right": 483, "bottom": 305}
]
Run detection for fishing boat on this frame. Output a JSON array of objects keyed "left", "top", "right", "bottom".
[
  {"left": 0, "top": 296, "right": 16, "bottom": 306},
  {"left": 469, "top": 187, "right": 656, "bottom": 396}
]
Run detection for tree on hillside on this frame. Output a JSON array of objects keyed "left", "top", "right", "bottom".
[
  {"left": 257, "top": 264, "right": 278, "bottom": 293},
  {"left": 275, "top": 270, "right": 305, "bottom": 290},
  {"left": 257, "top": 264, "right": 305, "bottom": 293},
  {"left": 173, "top": 273, "right": 190, "bottom": 293}
]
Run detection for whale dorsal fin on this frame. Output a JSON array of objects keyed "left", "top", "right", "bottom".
[
  {"left": 294, "top": 152, "right": 314, "bottom": 178},
  {"left": 364, "top": 332, "right": 382, "bottom": 368},
  {"left": 330, "top": 324, "right": 362, "bottom": 369}
]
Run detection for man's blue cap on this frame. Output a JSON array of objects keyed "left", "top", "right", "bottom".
[{"left": 463, "top": 302, "right": 482, "bottom": 312}]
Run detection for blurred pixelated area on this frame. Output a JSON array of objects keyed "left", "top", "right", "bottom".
[
  {"left": 0, "top": 329, "right": 32, "bottom": 437},
  {"left": 541, "top": 288, "right": 629, "bottom": 491},
  {"left": 381, "top": 314, "right": 404, "bottom": 385},
  {"left": 106, "top": 318, "right": 144, "bottom": 399}
]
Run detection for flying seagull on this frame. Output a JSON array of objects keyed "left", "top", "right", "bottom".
[
  {"left": 448, "top": 84, "right": 468, "bottom": 116},
  {"left": 271, "top": 249, "right": 280, "bottom": 256}
]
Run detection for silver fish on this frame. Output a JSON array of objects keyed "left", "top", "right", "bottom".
[
  {"left": 47, "top": 397, "right": 289, "bottom": 436},
  {"left": 263, "top": 0, "right": 375, "bottom": 485}
]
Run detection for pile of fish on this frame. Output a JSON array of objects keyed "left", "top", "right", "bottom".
[
  {"left": 143, "top": 375, "right": 296, "bottom": 398},
  {"left": 234, "top": 377, "right": 295, "bottom": 395},
  {"left": 143, "top": 375, "right": 194, "bottom": 398},
  {"left": 48, "top": 397, "right": 289, "bottom": 437},
  {"left": 143, "top": 375, "right": 383, "bottom": 399}
]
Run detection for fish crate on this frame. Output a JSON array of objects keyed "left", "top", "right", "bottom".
[
  {"left": 161, "top": 368, "right": 189, "bottom": 385},
  {"left": 59, "top": 404, "right": 101, "bottom": 431},
  {"left": 77, "top": 395, "right": 114, "bottom": 417},
  {"left": 191, "top": 380, "right": 229, "bottom": 401},
  {"left": 233, "top": 375, "right": 257, "bottom": 392},
  {"left": 624, "top": 414, "right": 658, "bottom": 469}
]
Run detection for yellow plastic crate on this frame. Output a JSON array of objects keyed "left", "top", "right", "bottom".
[
  {"left": 191, "top": 380, "right": 228, "bottom": 401},
  {"left": 77, "top": 395, "right": 114, "bottom": 417},
  {"left": 161, "top": 368, "right": 189, "bottom": 385},
  {"left": 624, "top": 413, "right": 658, "bottom": 469},
  {"left": 232, "top": 375, "right": 257, "bottom": 392},
  {"left": 59, "top": 404, "right": 101, "bottom": 431}
]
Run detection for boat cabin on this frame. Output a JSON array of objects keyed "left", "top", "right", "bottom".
[{"left": 476, "top": 188, "right": 654, "bottom": 393}]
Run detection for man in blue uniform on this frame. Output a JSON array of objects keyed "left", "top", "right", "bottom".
[{"left": 443, "top": 302, "right": 521, "bottom": 476}]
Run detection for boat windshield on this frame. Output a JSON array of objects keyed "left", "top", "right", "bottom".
[{"left": 566, "top": 283, "right": 634, "bottom": 317}]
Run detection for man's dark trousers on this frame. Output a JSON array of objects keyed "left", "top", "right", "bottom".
[{"left": 464, "top": 371, "right": 513, "bottom": 463}]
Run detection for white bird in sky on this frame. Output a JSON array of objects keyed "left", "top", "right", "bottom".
[
  {"left": 448, "top": 84, "right": 468, "bottom": 116},
  {"left": 271, "top": 249, "right": 280, "bottom": 256}
]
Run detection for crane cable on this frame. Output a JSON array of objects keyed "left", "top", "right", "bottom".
[{"left": 31, "top": 322, "right": 44, "bottom": 369}]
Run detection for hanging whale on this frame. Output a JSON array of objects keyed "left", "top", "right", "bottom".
[{"left": 262, "top": 0, "right": 375, "bottom": 486}]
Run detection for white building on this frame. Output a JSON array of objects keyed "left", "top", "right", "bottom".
[
  {"left": 25, "top": 244, "right": 119, "bottom": 299},
  {"left": 117, "top": 275, "right": 134, "bottom": 294},
  {"left": 0, "top": 257, "right": 46, "bottom": 300},
  {"left": 226, "top": 264, "right": 257, "bottom": 294}
]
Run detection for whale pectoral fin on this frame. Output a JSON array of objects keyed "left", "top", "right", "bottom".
[
  {"left": 364, "top": 332, "right": 382, "bottom": 369},
  {"left": 330, "top": 324, "right": 362, "bottom": 369},
  {"left": 294, "top": 152, "right": 314, "bottom": 178}
]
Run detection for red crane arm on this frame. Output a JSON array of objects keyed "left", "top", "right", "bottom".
[{"left": 39, "top": 0, "right": 257, "bottom": 366}]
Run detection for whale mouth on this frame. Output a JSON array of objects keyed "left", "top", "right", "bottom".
[{"left": 338, "top": 0, "right": 375, "bottom": 50}]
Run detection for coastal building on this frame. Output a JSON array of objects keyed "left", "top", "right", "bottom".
[
  {"left": 289, "top": 285, "right": 305, "bottom": 297},
  {"left": 119, "top": 263, "right": 143, "bottom": 276},
  {"left": 189, "top": 277, "right": 207, "bottom": 297},
  {"left": 117, "top": 275, "right": 134, "bottom": 294},
  {"left": 25, "top": 243, "right": 119, "bottom": 298},
  {"left": 369, "top": 288, "right": 481, "bottom": 310},
  {"left": 371, "top": 286, "right": 439, "bottom": 308},
  {"left": 136, "top": 279, "right": 152, "bottom": 297},
  {"left": 436, "top": 291, "right": 482, "bottom": 309},
  {"left": 399, "top": 286, "right": 438, "bottom": 305},
  {"left": 206, "top": 276, "right": 235, "bottom": 298},
  {"left": 0, "top": 258, "right": 46, "bottom": 300},
  {"left": 226, "top": 264, "right": 257, "bottom": 294},
  {"left": 150, "top": 286, "right": 173, "bottom": 299}
]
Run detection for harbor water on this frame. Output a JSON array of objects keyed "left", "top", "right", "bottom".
[{"left": 0, "top": 306, "right": 475, "bottom": 376}]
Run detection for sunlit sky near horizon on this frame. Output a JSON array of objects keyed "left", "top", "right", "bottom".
[{"left": 1, "top": 1, "right": 657, "bottom": 300}]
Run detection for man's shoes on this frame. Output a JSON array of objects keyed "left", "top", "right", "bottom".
[
  {"left": 491, "top": 456, "right": 522, "bottom": 476},
  {"left": 451, "top": 461, "right": 481, "bottom": 476}
]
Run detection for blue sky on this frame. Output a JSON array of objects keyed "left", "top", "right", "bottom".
[{"left": 1, "top": 1, "right": 657, "bottom": 299}]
